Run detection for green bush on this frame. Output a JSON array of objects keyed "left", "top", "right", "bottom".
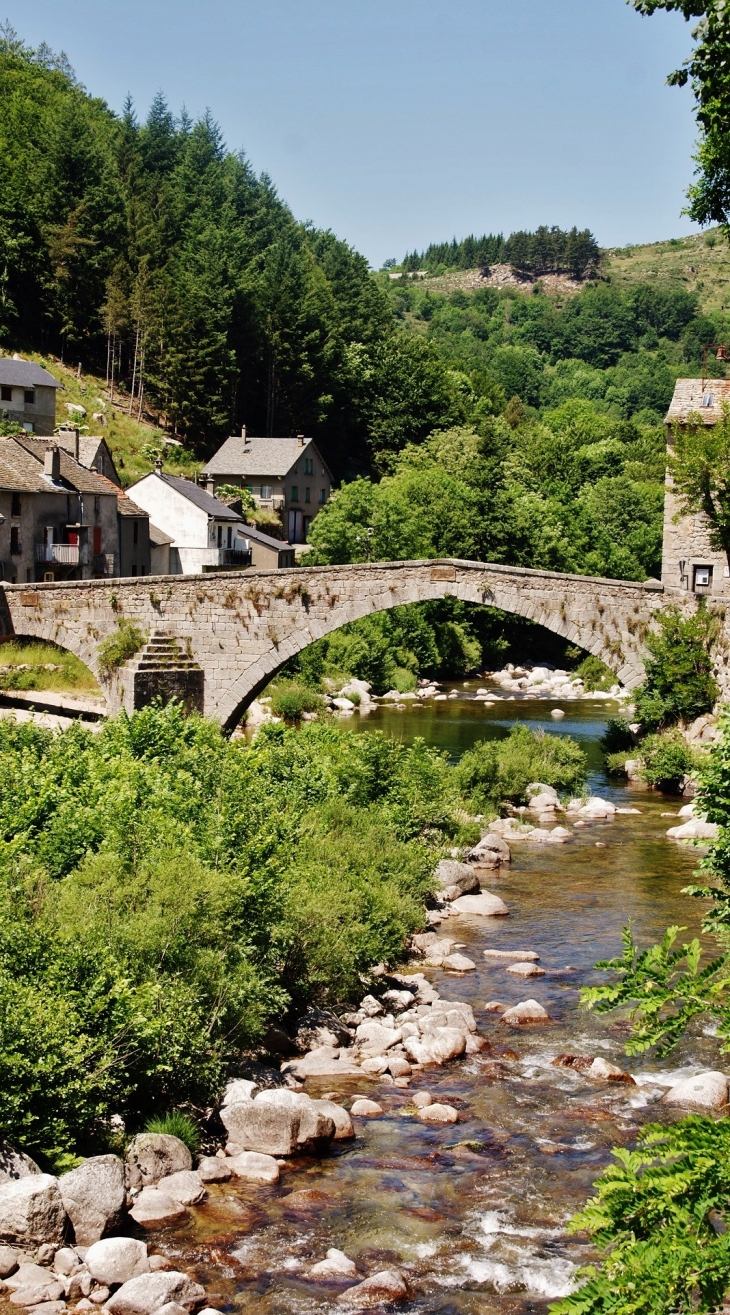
[
  {"left": 640, "top": 731, "right": 696, "bottom": 792},
  {"left": 634, "top": 604, "right": 719, "bottom": 730},
  {"left": 456, "top": 724, "right": 587, "bottom": 809},
  {"left": 97, "top": 622, "right": 146, "bottom": 676},
  {"left": 145, "top": 1110, "right": 200, "bottom": 1152},
  {"left": 605, "top": 751, "right": 631, "bottom": 776},
  {"left": 576, "top": 654, "right": 615, "bottom": 691},
  {"left": 600, "top": 717, "right": 635, "bottom": 755},
  {"left": 269, "top": 681, "right": 324, "bottom": 721}
]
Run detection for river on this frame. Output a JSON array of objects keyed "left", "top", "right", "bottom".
[{"left": 158, "top": 685, "right": 712, "bottom": 1313}]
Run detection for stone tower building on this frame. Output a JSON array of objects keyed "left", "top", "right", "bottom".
[{"left": 662, "top": 378, "right": 730, "bottom": 597}]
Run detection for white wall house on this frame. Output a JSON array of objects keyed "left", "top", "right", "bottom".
[{"left": 126, "top": 469, "right": 251, "bottom": 574}]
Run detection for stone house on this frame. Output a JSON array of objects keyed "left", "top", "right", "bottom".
[
  {"left": 55, "top": 427, "right": 121, "bottom": 485},
  {"left": 0, "top": 435, "right": 120, "bottom": 583},
  {"left": 0, "top": 357, "right": 61, "bottom": 435},
  {"left": 663, "top": 378, "right": 730, "bottom": 596},
  {"left": 201, "top": 431, "right": 333, "bottom": 544},
  {"left": 126, "top": 468, "right": 253, "bottom": 574}
]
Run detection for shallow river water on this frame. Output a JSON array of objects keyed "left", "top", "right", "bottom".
[{"left": 156, "top": 686, "right": 713, "bottom": 1314}]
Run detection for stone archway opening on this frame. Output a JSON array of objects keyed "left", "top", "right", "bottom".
[{"left": 0, "top": 634, "right": 106, "bottom": 716}]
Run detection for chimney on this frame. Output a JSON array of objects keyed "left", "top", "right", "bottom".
[
  {"left": 44, "top": 445, "right": 60, "bottom": 482},
  {"left": 154, "top": 458, "right": 163, "bottom": 474},
  {"left": 297, "top": 432, "right": 305, "bottom": 447},
  {"left": 241, "top": 423, "right": 247, "bottom": 439},
  {"left": 206, "top": 477, "right": 215, "bottom": 495},
  {"left": 55, "top": 426, "right": 79, "bottom": 459}
]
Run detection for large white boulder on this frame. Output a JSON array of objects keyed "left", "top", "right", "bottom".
[
  {"left": 666, "top": 819, "right": 719, "bottom": 841},
  {"left": 403, "top": 1026, "right": 466, "bottom": 1066},
  {"left": 85, "top": 1238, "right": 149, "bottom": 1287},
  {"left": 128, "top": 1187, "right": 188, "bottom": 1227},
  {"left": 156, "top": 1170, "right": 205, "bottom": 1206},
  {"left": 467, "top": 833, "right": 511, "bottom": 865},
  {"left": 355, "top": 1022, "right": 402, "bottom": 1052},
  {"left": 226, "top": 1152, "right": 279, "bottom": 1184},
  {"left": 526, "top": 783, "right": 560, "bottom": 805},
  {"left": 337, "top": 1269, "right": 410, "bottom": 1307},
  {"left": 664, "top": 1070, "right": 728, "bottom": 1110},
  {"left": 0, "top": 1145, "right": 41, "bottom": 1185},
  {"left": 579, "top": 797, "right": 617, "bottom": 819},
  {"left": 501, "top": 999, "right": 552, "bottom": 1026},
  {"left": 59, "top": 1154, "right": 125, "bottom": 1245},
  {"left": 106, "top": 1271, "right": 206, "bottom": 1315},
  {"left": 0, "top": 1174, "right": 66, "bottom": 1245},
  {"left": 125, "top": 1135, "right": 192, "bottom": 1189},
  {"left": 434, "top": 860, "right": 481, "bottom": 900},
  {"left": 310, "top": 1249, "right": 358, "bottom": 1278},
  {"left": 283, "top": 1045, "right": 362, "bottom": 1079},
  {"left": 449, "top": 892, "right": 508, "bottom": 916},
  {"left": 310, "top": 1100, "right": 355, "bottom": 1140}
]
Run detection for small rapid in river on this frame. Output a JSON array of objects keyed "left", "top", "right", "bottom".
[{"left": 151, "top": 685, "right": 711, "bottom": 1314}]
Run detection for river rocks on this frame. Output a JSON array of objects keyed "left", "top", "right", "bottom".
[
  {"left": 360, "top": 1056, "right": 389, "bottom": 1076},
  {"left": 664, "top": 1070, "right": 729, "bottom": 1110},
  {"left": 85, "top": 1239, "right": 149, "bottom": 1287},
  {"left": 225, "top": 1089, "right": 339, "bottom": 1156},
  {"left": 337, "top": 1269, "right": 410, "bottom": 1307},
  {"left": 349, "top": 1100, "right": 383, "bottom": 1118},
  {"left": 442, "top": 953, "right": 476, "bottom": 972},
  {"left": 569, "top": 797, "right": 616, "bottom": 820},
  {"left": 417, "top": 1103, "right": 458, "bottom": 1124},
  {"left": 483, "top": 948, "right": 539, "bottom": 961},
  {"left": 294, "top": 1008, "right": 352, "bottom": 1053},
  {"left": 310, "top": 1249, "right": 358, "bottom": 1278},
  {"left": 501, "top": 1000, "right": 552, "bottom": 1026},
  {"left": 311, "top": 1100, "right": 355, "bottom": 1140},
  {"left": 125, "top": 1136, "right": 192, "bottom": 1190},
  {"left": 59, "top": 1154, "right": 125, "bottom": 1245},
  {"left": 449, "top": 893, "right": 509, "bottom": 917},
  {"left": 355, "top": 1022, "right": 401, "bottom": 1052},
  {"left": 0, "top": 1175, "right": 66, "bottom": 1246},
  {"left": 227, "top": 1153, "right": 279, "bottom": 1184},
  {"left": 6, "top": 1264, "right": 62, "bottom": 1291},
  {"left": 381, "top": 989, "right": 415, "bottom": 1012},
  {"left": 359, "top": 995, "right": 384, "bottom": 1018},
  {"left": 9, "top": 1281, "right": 64, "bottom": 1306},
  {"left": 156, "top": 1171, "right": 205, "bottom": 1206},
  {"left": 283, "top": 1046, "right": 363, "bottom": 1079},
  {"left": 197, "top": 1158, "right": 231, "bottom": 1183},
  {"left": 106, "top": 1271, "right": 206, "bottom": 1315},
  {"left": 221, "top": 1078, "right": 259, "bottom": 1106},
  {"left": 128, "top": 1188, "right": 188, "bottom": 1228},
  {"left": 427, "top": 1001, "right": 477, "bottom": 1032},
  {"left": 666, "top": 818, "right": 719, "bottom": 841},
  {"left": 467, "top": 833, "right": 511, "bottom": 866},
  {"left": 0, "top": 1247, "right": 19, "bottom": 1278},
  {"left": 403, "top": 1026, "right": 466, "bottom": 1067},
  {"left": 0, "top": 1146, "right": 41, "bottom": 1186},
  {"left": 527, "top": 783, "right": 560, "bottom": 807},
  {"left": 434, "top": 860, "right": 481, "bottom": 900},
  {"left": 506, "top": 961, "right": 545, "bottom": 977},
  {"left": 587, "top": 1058, "right": 636, "bottom": 1084},
  {"left": 387, "top": 1057, "right": 412, "bottom": 1078}
]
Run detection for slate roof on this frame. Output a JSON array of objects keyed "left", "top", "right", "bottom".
[
  {"left": 92, "top": 470, "right": 147, "bottom": 518},
  {"left": 13, "top": 436, "right": 116, "bottom": 495},
  {"left": 0, "top": 358, "right": 61, "bottom": 389},
  {"left": 149, "top": 522, "right": 173, "bottom": 547},
  {"left": 242, "top": 523, "right": 293, "bottom": 550},
  {"left": 157, "top": 473, "right": 244, "bottom": 521},
  {"left": 202, "top": 435, "right": 329, "bottom": 479},
  {"left": 665, "top": 378, "right": 730, "bottom": 426}
]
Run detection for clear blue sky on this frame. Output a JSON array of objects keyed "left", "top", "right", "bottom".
[{"left": 6, "top": 0, "right": 700, "bottom": 267}]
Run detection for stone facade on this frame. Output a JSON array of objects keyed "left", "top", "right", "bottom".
[
  {"left": 661, "top": 473, "right": 729, "bottom": 598},
  {"left": 0, "top": 560, "right": 687, "bottom": 726}
]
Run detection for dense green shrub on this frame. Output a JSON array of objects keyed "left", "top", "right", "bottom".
[
  {"left": 97, "top": 622, "right": 146, "bottom": 676},
  {"left": 600, "top": 718, "right": 635, "bottom": 755},
  {"left": 639, "top": 731, "right": 696, "bottom": 792},
  {"left": 456, "top": 724, "right": 587, "bottom": 809},
  {"left": 634, "top": 604, "right": 719, "bottom": 730},
  {"left": 576, "top": 654, "right": 614, "bottom": 691},
  {"left": 269, "top": 681, "right": 324, "bottom": 721}
]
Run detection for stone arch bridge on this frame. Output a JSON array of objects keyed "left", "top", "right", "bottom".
[{"left": 0, "top": 559, "right": 675, "bottom": 728}]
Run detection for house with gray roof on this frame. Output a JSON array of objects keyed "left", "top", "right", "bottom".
[
  {"left": 127, "top": 467, "right": 256, "bottom": 574},
  {"left": 0, "top": 356, "right": 61, "bottom": 435},
  {"left": 202, "top": 430, "right": 333, "bottom": 543}
]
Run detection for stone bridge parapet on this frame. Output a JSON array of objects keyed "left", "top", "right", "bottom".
[{"left": 0, "top": 559, "right": 679, "bottom": 727}]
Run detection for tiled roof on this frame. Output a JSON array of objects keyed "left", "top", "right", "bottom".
[
  {"left": 202, "top": 435, "right": 329, "bottom": 478},
  {"left": 92, "top": 471, "right": 147, "bottom": 518},
  {"left": 665, "top": 378, "right": 730, "bottom": 425},
  {"left": 0, "top": 357, "right": 61, "bottom": 388},
  {"left": 14, "top": 436, "right": 116, "bottom": 495},
  {"left": 157, "top": 473, "right": 244, "bottom": 521}
]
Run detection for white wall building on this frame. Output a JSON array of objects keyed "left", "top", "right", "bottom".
[{"left": 126, "top": 468, "right": 251, "bottom": 574}]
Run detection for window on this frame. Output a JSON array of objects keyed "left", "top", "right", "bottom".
[
  {"left": 0, "top": 386, "right": 10, "bottom": 402},
  {"left": 318, "top": 487, "right": 328, "bottom": 504},
  {"left": 260, "top": 484, "right": 272, "bottom": 499},
  {"left": 304, "top": 457, "right": 314, "bottom": 475},
  {"left": 10, "top": 527, "right": 20, "bottom": 555},
  {"left": 246, "top": 484, "right": 254, "bottom": 493},
  {"left": 694, "top": 564, "right": 713, "bottom": 591},
  {"left": 131, "top": 565, "right": 137, "bottom": 576},
  {"left": 304, "top": 487, "right": 310, "bottom": 503},
  {"left": 93, "top": 526, "right": 102, "bottom": 556},
  {"left": 217, "top": 525, "right": 223, "bottom": 547},
  {"left": 291, "top": 485, "right": 299, "bottom": 501},
  {"left": 227, "top": 526, "right": 232, "bottom": 548},
  {"left": 11, "top": 493, "right": 20, "bottom": 517},
  {"left": 702, "top": 392, "right": 715, "bottom": 408},
  {"left": 24, "top": 390, "right": 35, "bottom": 406},
  {"left": 133, "top": 520, "right": 138, "bottom": 545},
  {"left": 94, "top": 496, "right": 101, "bottom": 523}
]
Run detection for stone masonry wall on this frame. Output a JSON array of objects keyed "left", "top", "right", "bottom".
[{"left": 0, "top": 560, "right": 691, "bottom": 726}]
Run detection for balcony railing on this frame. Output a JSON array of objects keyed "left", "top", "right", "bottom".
[
  {"left": 36, "top": 543, "right": 80, "bottom": 565},
  {"left": 220, "top": 548, "right": 252, "bottom": 567}
]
